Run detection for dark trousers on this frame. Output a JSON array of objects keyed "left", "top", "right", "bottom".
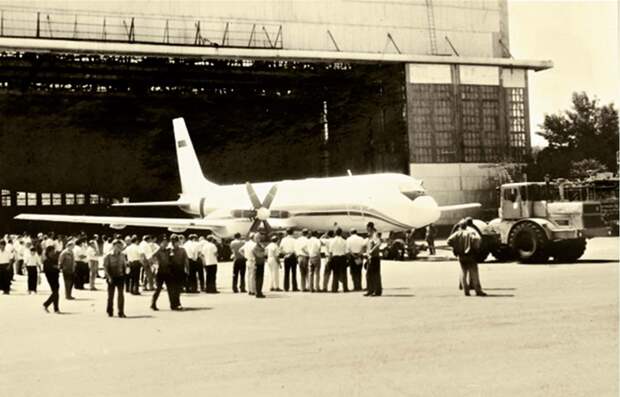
[
  {"left": 232, "top": 258, "right": 246, "bottom": 292},
  {"left": 458, "top": 255, "right": 483, "bottom": 295},
  {"left": 283, "top": 254, "right": 298, "bottom": 292},
  {"left": 187, "top": 260, "right": 204, "bottom": 292},
  {"left": 426, "top": 238, "right": 436, "bottom": 255},
  {"left": 205, "top": 264, "right": 218, "bottom": 293},
  {"left": 322, "top": 258, "right": 333, "bottom": 291},
  {"left": 366, "top": 256, "right": 382, "bottom": 296},
  {"left": 255, "top": 261, "right": 265, "bottom": 297},
  {"left": 106, "top": 276, "right": 125, "bottom": 316},
  {"left": 63, "top": 271, "right": 74, "bottom": 299},
  {"left": 152, "top": 272, "right": 176, "bottom": 309},
  {"left": 16, "top": 259, "right": 24, "bottom": 275},
  {"left": 331, "top": 255, "right": 348, "bottom": 292},
  {"left": 74, "top": 261, "right": 88, "bottom": 289},
  {"left": 26, "top": 266, "right": 38, "bottom": 292},
  {"left": 43, "top": 271, "right": 60, "bottom": 311},
  {"left": 127, "top": 262, "right": 141, "bottom": 294},
  {"left": 349, "top": 256, "right": 363, "bottom": 291},
  {"left": 0, "top": 263, "right": 11, "bottom": 293}
]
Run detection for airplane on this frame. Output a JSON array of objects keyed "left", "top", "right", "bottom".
[{"left": 15, "top": 118, "right": 480, "bottom": 238}]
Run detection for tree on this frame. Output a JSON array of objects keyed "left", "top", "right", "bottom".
[
  {"left": 535, "top": 92, "right": 618, "bottom": 179},
  {"left": 569, "top": 158, "right": 608, "bottom": 179}
]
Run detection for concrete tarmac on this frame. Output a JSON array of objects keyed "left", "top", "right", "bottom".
[{"left": 1, "top": 237, "right": 618, "bottom": 397}]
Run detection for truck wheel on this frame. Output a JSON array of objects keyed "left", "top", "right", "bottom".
[
  {"left": 553, "top": 238, "right": 586, "bottom": 263},
  {"left": 508, "top": 222, "right": 549, "bottom": 263},
  {"left": 491, "top": 245, "right": 514, "bottom": 262}
]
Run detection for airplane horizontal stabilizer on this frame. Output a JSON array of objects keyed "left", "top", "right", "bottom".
[
  {"left": 111, "top": 200, "right": 191, "bottom": 207},
  {"left": 438, "top": 203, "right": 481, "bottom": 212}
]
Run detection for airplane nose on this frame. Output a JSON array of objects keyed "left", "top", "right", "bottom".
[{"left": 411, "top": 195, "right": 441, "bottom": 227}]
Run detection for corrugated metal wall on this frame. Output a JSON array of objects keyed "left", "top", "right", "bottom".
[{"left": 0, "top": 0, "right": 508, "bottom": 57}]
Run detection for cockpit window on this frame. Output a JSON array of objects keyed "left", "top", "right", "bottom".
[{"left": 401, "top": 190, "right": 426, "bottom": 201}]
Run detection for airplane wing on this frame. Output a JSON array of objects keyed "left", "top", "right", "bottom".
[
  {"left": 111, "top": 200, "right": 191, "bottom": 207},
  {"left": 438, "top": 203, "right": 481, "bottom": 212},
  {"left": 14, "top": 214, "right": 228, "bottom": 234}
]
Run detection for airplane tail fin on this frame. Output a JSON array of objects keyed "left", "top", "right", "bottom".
[{"left": 172, "top": 117, "right": 217, "bottom": 194}]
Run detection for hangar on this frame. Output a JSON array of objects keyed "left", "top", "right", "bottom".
[{"left": 0, "top": 1, "right": 551, "bottom": 233}]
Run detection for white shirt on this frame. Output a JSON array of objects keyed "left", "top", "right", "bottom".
[
  {"left": 15, "top": 244, "right": 25, "bottom": 260},
  {"left": 0, "top": 248, "right": 13, "bottom": 264},
  {"left": 183, "top": 240, "right": 199, "bottom": 261},
  {"left": 307, "top": 237, "right": 322, "bottom": 257},
  {"left": 86, "top": 246, "right": 98, "bottom": 262},
  {"left": 279, "top": 236, "right": 296, "bottom": 254},
  {"left": 200, "top": 241, "right": 218, "bottom": 265},
  {"left": 25, "top": 251, "right": 42, "bottom": 268},
  {"left": 103, "top": 241, "right": 113, "bottom": 256},
  {"left": 346, "top": 234, "right": 366, "bottom": 254},
  {"left": 330, "top": 236, "right": 347, "bottom": 256},
  {"left": 295, "top": 236, "right": 309, "bottom": 257},
  {"left": 266, "top": 242, "right": 279, "bottom": 261},
  {"left": 74, "top": 245, "right": 88, "bottom": 262},
  {"left": 124, "top": 243, "right": 142, "bottom": 262},
  {"left": 140, "top": 240, "right": 155, "bottom": 260},
  {"left": 242, "top": 240, "right": 257, "bottom": 264}
]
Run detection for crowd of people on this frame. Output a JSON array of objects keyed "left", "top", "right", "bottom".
[{"left": 0, "top": 219, "right": 485, "bottom": 317}]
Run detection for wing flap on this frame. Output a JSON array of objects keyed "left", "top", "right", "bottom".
[
  {"left": 111, "top": 200, "right": 191, "bottom": 207},
  {"left": 438, "top": 203, "right": 481, "bottom": 212}
]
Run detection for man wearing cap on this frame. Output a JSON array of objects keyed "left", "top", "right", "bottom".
[
  {"left": 346, "top": 229, "right": 366, "bottom": 291},
  {"left": 103, "top": 240, "right": 128, "bottom": 317},
  {"left": 295, "top": 229, "right": 310, "bottom": 292},
  {"left": 307, "top": 231, "right": 322, "bottom": 292},
  {"left": 364, "top": 222, "right": 382, "bottom": 297},
  {"left": 58, "top": 240, "right": 76, "bottom": 300},
  {"left": 279, "top": 228, "right": 298, "bottom": 292},
  {"left": 229, "top": 233, "right": 246, "bottom": 293}
]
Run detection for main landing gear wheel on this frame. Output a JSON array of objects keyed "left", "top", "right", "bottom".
[
  {"left": 508, "top": 222, "right": 549, "bottom": 264},
  {"left": 552, "top": 238, "right": 586, "bottom": 263}
]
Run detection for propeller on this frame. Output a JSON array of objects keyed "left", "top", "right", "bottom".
[{"left": 230, "top": 182, "right": 289, "bottom": 234}]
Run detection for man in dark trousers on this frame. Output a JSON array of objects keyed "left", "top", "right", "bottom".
[
  {"left": 229, "top": 233, "right": 246, "bottom": 293},
  {"left": 425, "top": 224, "right": 437, "bottom": 255},
  {"left": 279, "top": 228, "right": 298, "bottom": 292},
  {"left": 151, "top": 236, "right": 175, "bottom": 311},
  {"left": 169, "top": 234, "right": 189, "bottom": 310},
  {"left": 252, "top": 233, "right": 267, "bottom": 298},
  {"left": 364, "top": 222, "right": 382, "bottom": 297},
  {"left": 103, "top": 240, "right": 128, "bottom": 317},
  {"left": 447, "top": 219, "right": 486, "bottom": 297},
  {"left": 58, "top": 241, "right": 76, "bottom": 300},
  {"left": 0, "top": 240, "right": 12, "bottom": 294}
]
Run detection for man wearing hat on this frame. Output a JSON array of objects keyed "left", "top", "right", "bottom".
[
  {"left": 346, "top": 228, "right": 366, "bottom": 291},
  {"left": 364, "top": 222, "right": 382, "bottom": 297},
  {"left": 103, "top": 240, "right": 128, "bottom": 317}
]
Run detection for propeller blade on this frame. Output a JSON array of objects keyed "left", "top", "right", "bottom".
[
  {"left": 245, "top": 182, "right": 262, "bottom": 209},
  {"left": 249, "top": 218, "right": 262, "bottom": 233},
  {"left": 262, "top": 219, "right": 272, "bottom": 234},
  {"left": 269, "top": 210, "right": 290, "bottom": 219},
  {"left": 231, "top": 209, "right": 257, "bottom": 218},
  {"left": 261, "top": 184, "right": 278, "bottom": 209}
]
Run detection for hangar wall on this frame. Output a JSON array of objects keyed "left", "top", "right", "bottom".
[{"left": 0, "top": 0, "right": 510, "bottom": 57}]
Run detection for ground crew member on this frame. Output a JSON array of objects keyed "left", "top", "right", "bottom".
[
  {"left": 321, "top": 230, "right": 334, "bottom": 292},
  {"left": 230, "top": 233, "right": 247, "bottom": 293},
  {"left": 58, "top": 241, "right": 76, "bottom": 300},
  {"left": 346, "top": 229, "right": 366, "bottom": 291},
  {"left": 103, "top": 240, "right": 127, "bottom": 318},
  {"left": 307, "top": 231, "right": 322, "bottom": 292},
  {"left": 0, "top": 240, "right": 13, "bottom": 294},
  {"left": 365, "top": 222, "right": 382, "bottom": 297},
  {"left": 242, "top": 233, "right": 257, "bottom": 295},
  {"left": 447, "top": 219, "right": 487, "bottom": 297},
  {"left": 140, "top": 235, "right": 156, "bottom": 291},
  {"left": 280, "top": 228, "right": 298, "bottom": 292},
  {"left": 252, "top": 233, "right": 266, "bottom": 298},
  {"left": 73, "top": 239, "right": 89, "bottom": 290},
  {"left": 87, "top": 240, "right": 99, "bottom": 290},
  {"left": 42, "top": 245, "right": 60, "bottom": 313},
  {"left": 295, "top": 229, "right": 310, "bottom": 291},
  {"left": 330, "top": 228, "right": 348, "bottom": 292}
]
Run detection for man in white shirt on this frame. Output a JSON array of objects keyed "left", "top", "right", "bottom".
[
  {"left": 0, "top": 240, "right": 13, "bottom": 294},
  {"left": 140, "top": 235, "right": 155, "bottom": 291},
  {"left": 241, "top": 234, "right": 257, "bottom": 295},
  {"left": 183, "top": 235, "right": 200, "bottom": 293},
  {"left": 295, "top": 229, "right": 310, "bottom": 292},
  {"left": 279, "top": 228, "right": 298, "bottom": 292},
  {"left": 124, "top": 236, "right": 143, "bottom": 295},
  {"left": 330, "top": 228, "right": 348, "bottom": 293},
  {"left": 320, "top": 230, "right": 334, "bottom": 292},
  {"left": 346, "top": 229, "right": 366, "bottom": 291},
  {"left": 307, "top": 231, "right": 322, "bottom": 292},
  {"left": 200, "top": 235, "right": 219, "bottom": 293},
  {"left": 73, "top": 239, "right": 89, "bottom": 290}
]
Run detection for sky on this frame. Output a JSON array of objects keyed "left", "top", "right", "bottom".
[{"left": 509, "top": 0, "right": 619, "bottom": 147}]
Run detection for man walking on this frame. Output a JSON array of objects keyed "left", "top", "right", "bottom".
[
  {"left": 124, "top": 236, "right": 142, "bottom": 295},
  {"left": 447, "top": 219, "right": 486, "bottom": 297},
  {"left": 242, "top": 234, "right": 257, "bottom": 295},
  {"left": 279, "top": 229, "right": 298, "bottom": 292},
  {"left": 151, "top": 236, "right": 175, "bottom": 311},
  {"left": 230, "top": 233, "right": 246, "bottom": 293},
  {"left": 168, "top": 235, "right": 189, "bottom": 310},
  {"left": 103, "top": 240, "right": 127, "bottom": 318}
]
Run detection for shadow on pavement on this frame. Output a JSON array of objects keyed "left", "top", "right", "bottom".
[
  {"left": 378, "top": 294, "right": 415, "bottom": 298},
  {"left": 480, "top": 293, "right": 514, "bottom": 298},
  {"left": 484, "top": 288, "right": 516, "bottom": 291},
  {"left": 122, "top": 315, "right": 154, "bottom": 319},
  {"left": 177, "top": 307, "right": 211, "bottom": 312}
]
